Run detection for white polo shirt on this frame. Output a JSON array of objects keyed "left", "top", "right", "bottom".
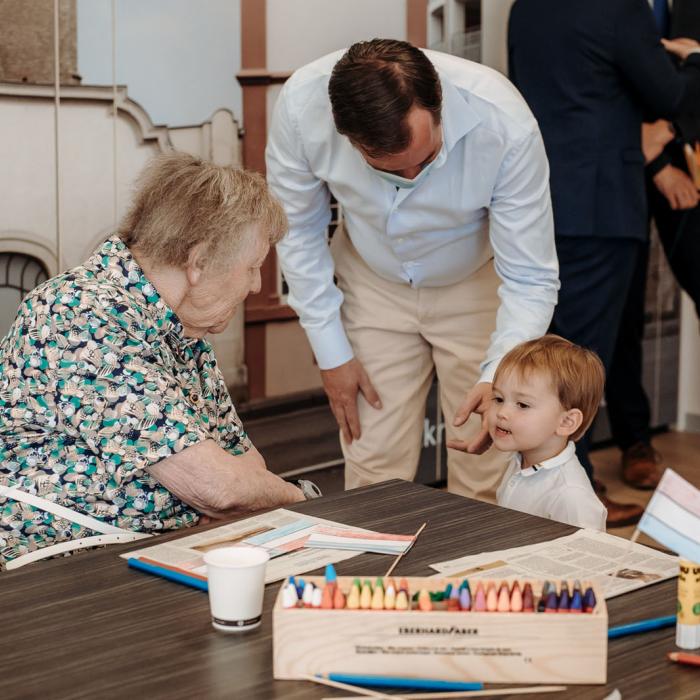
[{"left": 496, "top": 442, "right": 607, "bottom": 531}]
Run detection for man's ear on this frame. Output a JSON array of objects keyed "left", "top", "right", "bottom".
[
  {"left": 185, "top": 243, "right": 206, "bottom": 287},
  {"left": 556, "top": 408, "right": 583, "bottom": 438}
]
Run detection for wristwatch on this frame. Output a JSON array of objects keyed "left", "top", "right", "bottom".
[{"left": 296, "top": 479, "right": 323, "bottom": 500}]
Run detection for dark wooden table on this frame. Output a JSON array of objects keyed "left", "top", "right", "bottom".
[{"left": 1, "top": 480, "right": 692, "bottom": 699}]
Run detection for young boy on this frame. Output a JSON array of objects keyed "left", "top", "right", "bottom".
[{"left": 490, "top": 334, "right": 607, "bottom": 531}]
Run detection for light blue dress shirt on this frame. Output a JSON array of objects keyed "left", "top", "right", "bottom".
[{"left": 266, "top": 49, "right": 559, "bottom": 382}]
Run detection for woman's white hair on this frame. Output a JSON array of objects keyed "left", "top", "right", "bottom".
[{"left": 118, "top": 151, "right": 287, "bottom": 270}]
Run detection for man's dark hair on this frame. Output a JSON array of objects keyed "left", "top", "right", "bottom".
[{"left": 328, "top": 39, "right": 442, "bottom": 158}]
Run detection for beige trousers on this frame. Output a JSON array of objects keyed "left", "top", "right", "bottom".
[{"left": 331, "top": 228, "right": 509, "bottom": 502}]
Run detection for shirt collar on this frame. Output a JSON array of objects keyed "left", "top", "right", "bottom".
[
  {"left": 438, "top": 73, "right": 482, "bottom": 158},
  {"left": 514, "top": 441, "right": 577, "bottom": 477},
  {"left": 85, "top": 235, "right": 197, "bottom": 348}
]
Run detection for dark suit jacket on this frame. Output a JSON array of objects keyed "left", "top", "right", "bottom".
[
  {"left": 508, "top": 0, "right": 700, "bottom": 240},
  {"left": 671, "top": 0, "right": 700, "bottom": 145}
]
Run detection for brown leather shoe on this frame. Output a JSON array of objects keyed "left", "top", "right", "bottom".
[
  {"left": 621, "top": 441, "right": 661, "bottom": 490},
  {"left": 596, "top": 491, "right": 644, "bottom": 528}
]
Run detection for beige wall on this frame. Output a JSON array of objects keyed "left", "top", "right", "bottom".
[
  {"left": 481, "top": 0, "right": 514, "bottom": 75},
  {"left": 266, "top": 0, "right": 407, "bottom": 73}
]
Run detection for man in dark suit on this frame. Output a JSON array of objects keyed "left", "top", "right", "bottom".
[
  {"left": 508, "top": 0, "right": 700, "bottom": 526},
  {"left": 606, "top": 0, "right": 700, "bottom": 490}
]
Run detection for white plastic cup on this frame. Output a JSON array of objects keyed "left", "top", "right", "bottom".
[{"left": 203, "top": 545, "right": 270, "bottom": 633}]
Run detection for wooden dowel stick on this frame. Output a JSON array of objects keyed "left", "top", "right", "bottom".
[
  {"left": 385, "top": 522, "right": 427, "bottom": 577},
  {"left": 320, "top": 685, "right": 567, "bottom": 700},
  {"left": 303, "top": 674, "right": 406, "bottom": 700}
]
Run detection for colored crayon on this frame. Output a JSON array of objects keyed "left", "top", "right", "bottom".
[
  {"left": 544, "top": 589, "right": 558, "bottom": 613},
  {"left": 302, "top": 581, "right": 315, "bottom": 607},
  {"left": 325, "top": 564, "right": 337, "bottom": 585},
  {"left": 497, "top": 583, "right": 510, "bottom": 612},
  {"left": 459, "top": 579, "right": 470, "bottom": 592},
  {"left": 295, "top": 577, "right": 305, "bottom": 598},
  {"left": 447, "top": 587, "right": 460, "bottom": 611},
  {"left": 375, "top": 577, "right": 384, "bottom": 591},
  {"left": 473, "top": 582, "right": 487, "bottom": 611},
  {"left": 459, "top": 586, "right": 471, "bottom": 611},
  {"left": 333, "top": 586, "right": 346, "bottom": 610},
  {"left": 558, "top": 582, "right": 570, "bottom": 612},
  {"left": 418, "top": 588, "right": 433, "bottom": 611},
  {"left": 320, "top": 585, "right": 333, "bottom": 609},
  {"left": 510, "top": 581, "right": 523, "bottom": 612},
  {"left": 522, "top": 583, "right": 534, "bottom": 612},
  {"left": 399, "top": 578, "right": 409, "bottom": 592},
  {"left": 347, "top": 581, "right": 361, "bottom": 610},
  {"left": 371, "top": 584, "right": 385, "bottom": 610},
  {"left": 538, "top": 581, "right": 552, "bottom": 612},
  {"left": 384, "top": 583, "right": 396, "bottom": 610},
  {"left": 486, "top": 582, "right": 498, "bottom": 612},
  {"left": 570, "top": 587, "right": 583, "bottom": 614},
  {"left": 311, "top": 586, "right": 323, "bottom": 608},
  {"left": 360, "top": 580, "right": 373, "bottom": 609},
  {"left": 583, "top": 586, "right": 597, "bottom": 613},
  {"left": 282, "top": 583, "right": 299, "bottom": 608},
  {"left": 444, "top": 583, "right": 453, "bottom": 599},
  {"left": 395, "top": 589, "right": 410, "bottom": 610}
]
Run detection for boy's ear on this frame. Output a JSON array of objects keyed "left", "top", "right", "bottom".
[
  {"left": 556, "top": 408, "right": 583, "bottom": 438},
  {"left": 185, "top": 243, "right": 206, "bottom": 286}
]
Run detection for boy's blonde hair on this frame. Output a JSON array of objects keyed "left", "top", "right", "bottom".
[{"left": 493, "top": 334, "right": 605, "bottom": 442}]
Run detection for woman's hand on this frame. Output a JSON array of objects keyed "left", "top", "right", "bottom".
[{"left": 147, "top": 439, "right": 304, "bottom": 517}]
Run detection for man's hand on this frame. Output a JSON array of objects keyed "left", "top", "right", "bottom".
[
  {"left": 642, "top": 120, "right": 674, "bottom": 163},
  {"left": 653, "top": 165, "right": 700, "bottom": 210},
  {"left": 321, "top": 358, "right": 381, "bottom": 443},
  {"left": 661, "top": 37, "right": 700, "bottom": 61},
  {"left": 446, "top": 381, "right": 493, "bottom": 454}
]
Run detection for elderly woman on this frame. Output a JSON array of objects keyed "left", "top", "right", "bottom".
[{"left": 0, "top": 153, "right": 310, "bottom": 571}]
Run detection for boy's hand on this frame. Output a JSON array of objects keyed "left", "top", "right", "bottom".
[{"left": 447, "top": 381, "right": 493, "bottom": 454}]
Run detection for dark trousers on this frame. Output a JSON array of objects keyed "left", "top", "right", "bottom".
[
  {"left": 549, "top": 236, "right": 643, "bottom": 480},
  {"left": 606, "top": 175, "right": 700, "bottom": 450}
]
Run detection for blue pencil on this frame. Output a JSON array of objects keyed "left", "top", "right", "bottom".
[
  {"left": 127, "top": 557, "right": 209, "bottom": 592},
  {"left": 322, "top": 674, "right": 483, "bottom": 691},
  {"left": 608, "top": 615, "right": 676, "bottom": 639}
]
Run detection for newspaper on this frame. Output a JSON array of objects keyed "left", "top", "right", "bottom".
[
  {"left": 430, "top": 529, "right": 678, "bottom": 599},
  {"left": 122, "top": 508, "right": 373, "bottom": 584}
]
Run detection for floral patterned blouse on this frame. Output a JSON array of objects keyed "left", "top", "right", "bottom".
[{"left": 0, "top": 236, "right": 251, "bottom": 569}]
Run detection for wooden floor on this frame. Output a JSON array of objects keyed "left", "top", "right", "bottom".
[{"left": 593, "top": 430, "right": 700, "bottom": 543}]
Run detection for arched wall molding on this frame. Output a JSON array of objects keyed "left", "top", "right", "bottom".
[
  {"left": 0, "top": 82, "right": 174, "bottom": 150},
  {"left": 0, "top": 233, "right": 58, "bottom": 276}
]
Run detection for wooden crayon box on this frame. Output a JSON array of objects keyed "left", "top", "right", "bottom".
[{"left": 273, "top": 576, "right": 608, "bottom": 684}]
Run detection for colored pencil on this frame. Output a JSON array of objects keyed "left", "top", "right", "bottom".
[
  {"left": 127, "top": 557, "right": 208, "bottom": 591},
  {"left": 668, "top": 651, "right": 700, "bottom": 667},
  {"left": 608, "top": 615, "right": 676, "bottom": 639},
  {"left": 324, "top": 674, "right": 483, "bottom": 691}
]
